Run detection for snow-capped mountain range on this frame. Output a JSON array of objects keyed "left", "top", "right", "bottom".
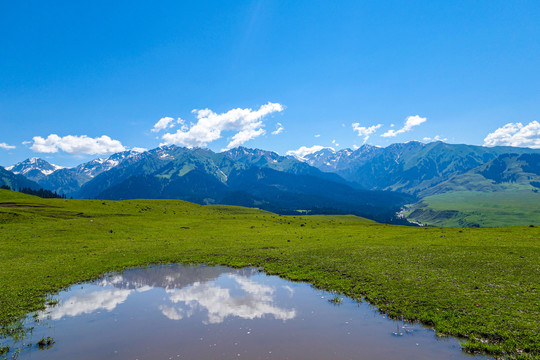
[
  {"left": 76, "top": 150, "right": 145, "bottom": 178},
  {"left": 296, "top": 146, "right": 370, "bottom": 171},
  {"left": 4, "top": 142, "right": 540, "bottom": 200},
  {"left": 10, "top": 150, "right": 145, "bottom": 180},
  {"left": 6, "top": 157, "right": 66, "bottom": 177},
  {"left": 5, "top": 149, "right": 146, "bottom": 195}
]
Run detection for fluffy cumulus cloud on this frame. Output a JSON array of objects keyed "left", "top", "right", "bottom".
[
  {"left": 151, "top": 117, "right": 180, "bottom": 132},
  {"left": 286, "top": 145, "right": 333, "bottom": 159},
  {"left": 131, "top": 147, "right": 148, "bottom": 153},
  {"left": 483, "top": 121, "right": 540, "bottom": 149},
  {"left": 272, "top": 122, "right": 284, "bottom": 135},
  {"left": 352, "top": 123, "right": 382, "bottom": 143},
  {"left": 0, "top": 142, "right": 15, "bottom": 150},
  {"left": 30, "top": 134, "right": 126, "bottom": 155},
  {"left": 423, "top": 135, "right": 447, "bottom": 142},
  {"left": 160, "top": 102, "right": 284, "bottom": 149},
  {"left": 381, "top": 115, "right": 427, "bottom": 137}
]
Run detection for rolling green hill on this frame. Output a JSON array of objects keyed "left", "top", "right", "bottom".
[
  {"left": 419, "top": 153, "right": 540, "bottom": 197},
  {"left": 404, "top": 190, "right": 540, "bottom": 227},
  {"left": 0, "top": 189, "right": 539, "bottom": 358},
  {"left": 405, "top": 154, "right": 540, "bottom": 227}
]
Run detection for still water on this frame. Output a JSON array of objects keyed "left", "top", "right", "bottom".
[{"left": 5, "top": 264, "right": 488, "bottom": 359}]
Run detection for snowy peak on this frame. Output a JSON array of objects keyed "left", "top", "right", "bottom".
[
  {"left": 75, "top": 149, "right": 146, "bottom": 178},
  {"left": 299, "top": 144, "right": 387, "bottom": 171},
  {"left": 286, "top": 146, "right": 335, "bottom": 162},
  {"left": 7, "top": 158, "right": 67, "bottom": 178},
  {"left": 223, "top": 146, "right": 281, "bottom": 162}
]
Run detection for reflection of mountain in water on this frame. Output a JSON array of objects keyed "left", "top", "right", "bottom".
[
  {"left": 42, "top": 265, "right": 294, "bottom": 324},
  {"left": 99, "top": 264, "right": 259, "bottom": 291}
]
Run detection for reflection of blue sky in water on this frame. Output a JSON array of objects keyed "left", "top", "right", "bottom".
[
  {"left": 160, "top": 274, "right": 296, "bottom": 324},
  {"left": 41, "top": 269, "right": 295, "bottom": 325}
]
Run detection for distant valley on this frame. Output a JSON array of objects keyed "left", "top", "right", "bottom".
[{"left": 298, "top": 141, "right": 540, "bottom": 226}]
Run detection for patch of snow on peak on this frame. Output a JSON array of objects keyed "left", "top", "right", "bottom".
[{"left": 41, "top": 169, "right": 57, "bottom": 176}]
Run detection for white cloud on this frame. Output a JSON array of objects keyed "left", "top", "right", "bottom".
[
  {"left": 352, "top": 145, "right": 359, "bottom": 150},
  {"left": 131, "top": 147, "right": 148, "bottom": 153},
  {"left": 331, "top": 139, "right": 339, "bottom": 147},
  {"left": 314, "top": 134, "right": 320, "bottom": 138},
  {"left": 30, "top": 134, "right": 126, "bottom": 155},
  {"left": 151, "top": 117, "right": 180, "bottom": 132},
  {"left": 272, "top": 122, "right": 284, "bottom": 135},
  {"left": 286, "top": 145, "right": 334, "bottom": 159},
  {"left": 351, "top": 123, "right": 382, "bottom": 143},
  {"left": 381, "top": 115, "right": 427, "bottom": 137},
  {"left": 423, "top": 135, "right": 447, "bottom": 142},
  {"left": 227, "top": 127, "right": 266, "bottom": 149},
  {"left": 0, "top": 142, "right": 15, "bottom": 150},
  {"left": 161, "top": 102, "right": 284, "bottom": 149},
  {"left": 483, "top": 121, "right": 540, "bottom": 149}
]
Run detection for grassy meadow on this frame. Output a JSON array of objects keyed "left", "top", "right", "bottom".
[
  {"left": 0, "top": 189, "right": 539, "bottom": 359},
  {"left": 406, "top": 190, "right": 540, "bottom": 227}
]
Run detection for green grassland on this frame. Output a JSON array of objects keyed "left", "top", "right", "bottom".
[
  {"left": 405, "top": 190, "right": 540, "bottom": 227},
  {"left": 0, "top": 189, "right": 539, "bottom": 359}
]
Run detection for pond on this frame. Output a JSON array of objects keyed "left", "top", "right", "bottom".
[{"left": 3, "top": 264, "right": 488, "bottom": 359}]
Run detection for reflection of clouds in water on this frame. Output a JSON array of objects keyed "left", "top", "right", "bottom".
[
  {"left": 159, "top": 305, "right": 184, "bottom": 320},
  {"left": 136, "top": 285, "right": 153, "bottom": 293},
  {"left": 235, "top": 276, "right": 273, "bottom": 301},
  {"left": 41, "top": 269, "right": 294, "bottom": 325},
  {"left": 97, "top": 275, "right": 124, "bottom": 286},
  {"left": 162, "top": 275, "right": 296, "bottom": 324},
  {"left": 43, "top": 289, "right": 132, "bottom": 320},
  {"left": 158, "top": 305, "right": 195, "bottom": 321},
  {"left": 282, "top": 285, "right": 294, "bottom": 296}
]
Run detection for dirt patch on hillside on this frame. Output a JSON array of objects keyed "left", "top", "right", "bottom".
[{"left": 0, "top": 202, "right": 58, "bottom": 209}]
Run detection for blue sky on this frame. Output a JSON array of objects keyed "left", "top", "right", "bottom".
[{"left": 1, "top": 0, "right": 540, "bottom": 167}]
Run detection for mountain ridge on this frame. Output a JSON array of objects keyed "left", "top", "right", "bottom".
[
  {"left": 296, "top": 141, "right": 540, "bottom": 195},
  {"left": 74, "top": 146, "right": 410, "bottom": 222},
  {"left": 0, "top": 166, "right": 41, "bottom": 191}
]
